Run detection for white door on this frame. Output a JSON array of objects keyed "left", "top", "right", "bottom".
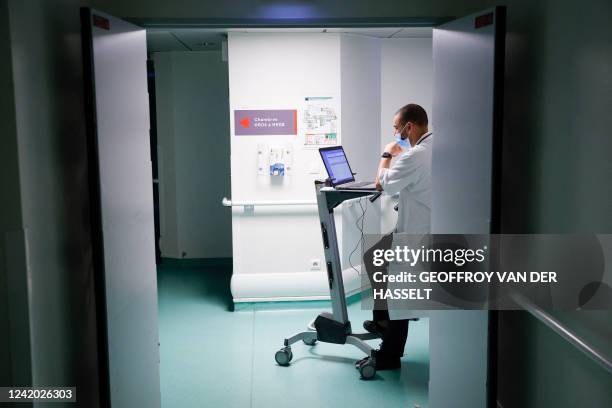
[
  {"left": 429, "top": 6, "right": 505, "bottom": 408},
  {"left": 81, "top": 8, "right": 160, "bottom": 407}
]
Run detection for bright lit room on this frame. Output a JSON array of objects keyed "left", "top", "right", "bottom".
[{"left": 146, "top": 25, "right": 435, "bottom": 407}]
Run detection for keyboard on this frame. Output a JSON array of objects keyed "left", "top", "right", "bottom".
[{"left": 336, "top": 181, "right": 376, "bottom": 190}]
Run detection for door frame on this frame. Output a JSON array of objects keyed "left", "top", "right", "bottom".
[
  {"left": 80, "top": 11, "right": 508, "bottom": 408},
  {"left": 488, "top": 6, "right": 507, "bottom": 408},
  {"left": 80, "top": 7, "right": 160, "bottom": 407},
  {"left": 128, "top": 16, "right": 451, "bottom": 29},
  {"left": 80, "top": 7, "right": 111, "bottom": 407}
]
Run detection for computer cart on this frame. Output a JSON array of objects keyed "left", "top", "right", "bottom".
[{"left": 274, "top": 180, "right": 381, "bottom": 379}]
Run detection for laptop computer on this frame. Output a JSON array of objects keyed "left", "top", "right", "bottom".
[{"left": 319, "top": 146, "right": 376, "bottom": 190}]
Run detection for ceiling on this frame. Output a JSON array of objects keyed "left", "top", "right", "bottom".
[{"left": 146, "top": 27, "right": 433, "bottom": 53}]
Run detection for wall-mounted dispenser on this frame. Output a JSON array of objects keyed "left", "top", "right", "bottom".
[
  {"left": 257, "top": 143, "right": 293, "bottom": 176},
  {"left": 269, "top": 147, "right": 285, "bottom": 176}
]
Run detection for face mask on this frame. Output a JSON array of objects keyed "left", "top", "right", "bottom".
[
  {"left": 394, "top": 123, "right": 410, "bottom": 148},
  {"left": 396, "top": 136, "right": 410, "bottom": 148}
]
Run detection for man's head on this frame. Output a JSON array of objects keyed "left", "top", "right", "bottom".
[{"left": 393, "top": 104, "right": 429, "bottom": 146}]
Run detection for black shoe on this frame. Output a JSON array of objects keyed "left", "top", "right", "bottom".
[
  {"left": 355, "top": 350, "right": 401, "bottom": 371},
  {"left": 363, "top": 320, "right": 387, "bottom": 337}
]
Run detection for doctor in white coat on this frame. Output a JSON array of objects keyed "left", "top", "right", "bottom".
[{"left": 357, "top": 103, "right": 432, "bottom": 371}]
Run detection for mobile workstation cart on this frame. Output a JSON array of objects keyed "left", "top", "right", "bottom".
[{"left": 274, "top": 180, "right": 381, "bottom": 379}]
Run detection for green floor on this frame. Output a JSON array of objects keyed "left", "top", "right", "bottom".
[{"left": 158, "top": 260, "right": 429, "bottom": 408}]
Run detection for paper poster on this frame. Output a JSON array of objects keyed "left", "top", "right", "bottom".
[
  {"left": 302, "top": 96, "right": 339, "bottom": 148},
  {"left": 234, "top": 110, "right": 297, "bottom": 136}
]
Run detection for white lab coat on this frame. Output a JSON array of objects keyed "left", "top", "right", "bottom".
[
  {"left": 379, "top": 132, "right": 433, "bottom": 234},
  {"left": 379, "top": 132, "right": 432, "bottom": 321}
]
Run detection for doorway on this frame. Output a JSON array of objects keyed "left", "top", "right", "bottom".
[
  {"left": 145, "top": 24, "right": 434, "bottom": 408},
  {"left": 81, "top": 8, "right": 505, "bottom": 407}
]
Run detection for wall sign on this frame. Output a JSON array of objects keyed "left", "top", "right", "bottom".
[
  {"left": 302, "top": 96, "right": 339, "bottom": 148},
  {"left": 234, "top": 109, "right": 297, "bottom": 136}
]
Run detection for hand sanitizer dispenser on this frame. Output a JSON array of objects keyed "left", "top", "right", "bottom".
[{"left": 269, "top": 146, "right": 285, "bottom": 176}]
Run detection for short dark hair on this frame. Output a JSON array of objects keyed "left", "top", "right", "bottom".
[{"left": 396, "top": 104, "right": 428, "bottom": 126}]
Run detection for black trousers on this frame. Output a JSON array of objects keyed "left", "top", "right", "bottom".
[{"left": 363, "top": 233, "right": 409, "bottom": 357}]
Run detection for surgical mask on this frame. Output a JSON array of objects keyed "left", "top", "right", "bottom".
[
  {"left": 396, "top": 136, "right": 410, "bottom": 148},
  {"left": 394, "top": 123, "right": 410, "bottom": 148}
]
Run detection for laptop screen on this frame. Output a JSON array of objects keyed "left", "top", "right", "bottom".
[{"left": 319, "top": 146, "right": 355, "bottom": 186}]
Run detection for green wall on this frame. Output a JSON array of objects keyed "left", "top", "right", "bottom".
[
  {"left": 2, "top": 0, "right": 102, "bottom": 406},
  {"left": 0, "top": 0, "right": 28, "bottom": 388},
  {"left": 152, "top": 50, "right": 232, "bottom": 259},
  {"left": 496, "top": 0, "right": 612, "bottom": 406}
]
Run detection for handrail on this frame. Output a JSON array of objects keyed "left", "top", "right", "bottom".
[
  {"left": 514, "top": 295, "right": 612, "bottom": 374},
  {"left": 221, "top": 197, "right": 317, "bottom": 207}
]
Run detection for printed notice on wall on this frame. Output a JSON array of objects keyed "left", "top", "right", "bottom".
[
  {"left": 234, "top": 110, "right": 297, "bottom": 136},
  {"left": 302, "top": 96, "right": 339, "bottom": 148}
]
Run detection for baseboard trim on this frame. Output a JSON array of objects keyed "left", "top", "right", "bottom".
[{"left": 231, "top": 266, "right": 368, "bottom": 303}]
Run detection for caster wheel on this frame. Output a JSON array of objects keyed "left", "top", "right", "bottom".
[
  {"left": 302, "top": 338, "right": 317, "bottom": 346},
  {"left": 275, "top": 347, "right": 292, "bottom": 366},
  {"left": 359, "top": 360, "right": 376, "bottom": 379}
]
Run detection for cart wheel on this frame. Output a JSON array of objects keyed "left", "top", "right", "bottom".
[
  {"left": 275, "top": 347, "right": 292, "bottom": 366},
  {"left": 359, "top": 360, "right": 376, "bottom": 379},
  {"left": 302, "top": 338, "right": 317, "bottom": 346}
]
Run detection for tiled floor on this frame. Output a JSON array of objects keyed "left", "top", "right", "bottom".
[{"left": 158, "top": 261, "right": 429, "bottom": 408}]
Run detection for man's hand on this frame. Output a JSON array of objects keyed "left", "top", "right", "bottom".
[
  {"left": 377, "top": 142, "right": 402, "bottom": 192},
  {"left": 384, "top": 141, "right": 403, "bottom": 157}
]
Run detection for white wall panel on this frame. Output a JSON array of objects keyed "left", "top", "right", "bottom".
[
  {"left": 379, "top": 37, "right": 433, "bottom": 233},
  {"left": 429, "top": 7, "right": 503, "bottom": 408},
  {"left": 87, "top": 10, "right": 160, "bottom": 407},
  {"left": 228, "top": 33, "right": 385, "bottom": 301}
]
